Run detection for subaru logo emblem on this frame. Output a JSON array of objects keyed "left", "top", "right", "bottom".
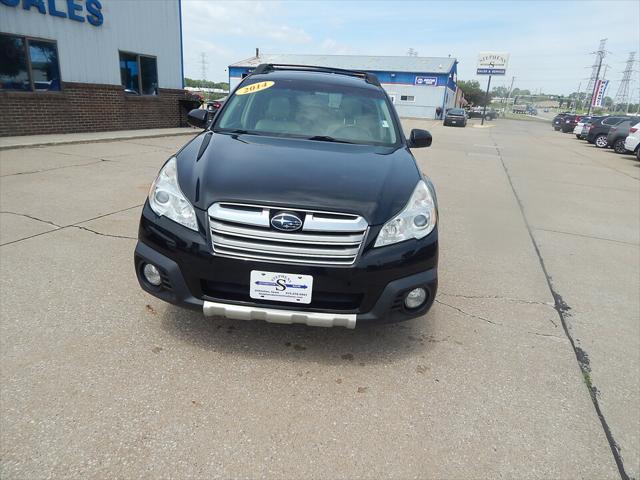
[{"left": 271, "top": 212, "right": 302, "bottom": 232}]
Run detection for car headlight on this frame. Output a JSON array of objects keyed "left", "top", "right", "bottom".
[
  {"left": 374, "top": 180, "right": 437, "bottom": 247},
  {"left": 148, "top": 157, "right": 198, "bottom": 231}
]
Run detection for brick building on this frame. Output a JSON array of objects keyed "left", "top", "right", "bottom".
[{"left": 0, "top": 0, "right": 187, "bottom": 136}]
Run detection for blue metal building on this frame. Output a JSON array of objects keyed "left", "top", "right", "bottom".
[{"left": 228, "top": 53, "right": 458, "bottom": 119}]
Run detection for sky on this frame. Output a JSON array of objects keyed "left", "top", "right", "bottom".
[{"left": 181, "top": 0, "right": 640, "bottom": 98}]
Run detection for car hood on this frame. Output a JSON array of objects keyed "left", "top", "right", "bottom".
[{"left": 176, "top": 132, "right": 421, "bottom": 225}]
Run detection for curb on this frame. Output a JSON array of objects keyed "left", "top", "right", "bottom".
[{"left": 0, "top": 130, "right": 198, "bottom": 151}]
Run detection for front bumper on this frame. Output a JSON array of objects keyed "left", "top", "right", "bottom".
[{"left": 134, "top": 203, "right": 438, "bottom": 327}]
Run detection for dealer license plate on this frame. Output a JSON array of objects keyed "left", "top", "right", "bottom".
[
  {"left": 451, "top": 120, "right": 457, "bottom": 124},
  {"left": 250, "top": 270, "right": 313, "bottom": 304}
]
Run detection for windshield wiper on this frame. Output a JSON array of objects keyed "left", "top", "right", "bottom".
[
  {"left": 215, "top": 128, "right": 258, "bottom": 135},
  {"left": 307, "top": 135, "right": 353, "bottom": 144}
]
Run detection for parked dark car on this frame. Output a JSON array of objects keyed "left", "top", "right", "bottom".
[
  {"left": 552, "top": 112, "right": 571, "bottom": 131},
  {"left": 444, "top": 108, "right": 467, "bottom": 127},
  {"left": 561, "top": 114, "right": 583, "bottom": 133},
  {"left": 586, "top": 116, "right": 632, "bottom": 148},
  {"left": 134, "top": 64, "right": 439, "bottom": 329},
  {"left": 205, "top": 97, "right": 227, "bottom": 127},
  {"left": 607, "top": 120, "right": 633, "bottom": 153},
  {"left": 577, "top": 116, "right": 603, "bottom": 140},
  {"left": 467, "top": 106, "right": 497, "bottom": 120}
]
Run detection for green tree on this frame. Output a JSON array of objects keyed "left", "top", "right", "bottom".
[
  {"left": 491, "top": 86, "right": 509, "bottom": 98},
  {"left": 458, "top": 80, "right": 491, "bottom": 106},
  {"left": 184, "top": 78, "right": 229, "bottom": 90}
]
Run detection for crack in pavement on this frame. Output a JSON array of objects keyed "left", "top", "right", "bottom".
[
  {"left": 527, "top": 331, "right": 565, "bottom": 340},
  {"left": 0, "top": 204, "right": 142, "bottom": 246},
  {"left": 528, "top": 178, "right": 639, "bottom": 193},
  {"left": 0, "top": 159, "right": 113, "bottom": 177},
  {"left": 490, "top": 133, "right": 631, "bottom": 480},
  {"left": 435, "top": 298, "right": 565, "bottom": 340},
  {"left": 434, "top": 299, "right": 500, "bottom": 325},
  {"left": 438, "top": 291, "right": 555, "bottom": 307},
  {"left": 533, "top": 227, "right": 639, "bottom": 247},
  {"left": 71, "top": 225, "right": 136, "bottom": 240},
  {"left": 0, "top": 211, "right": 62, "bottom": 228}
]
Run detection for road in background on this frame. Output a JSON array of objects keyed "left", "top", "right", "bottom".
[{"left": 0, "top": 119, "right": 637, "bottom": 478}]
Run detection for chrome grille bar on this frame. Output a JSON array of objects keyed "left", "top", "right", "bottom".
[{"left": 208, "top": 203, "right": 368, "bottom": 266}]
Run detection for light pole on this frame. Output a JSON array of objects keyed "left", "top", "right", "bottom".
[
  {"left": 574, "top": 82, "right": 581, "bottom": 113},
  {"left": 481, "top": 75, "right": 492, "bottom": 126},
  {"left": 504, "top": 76, "right": 515, "bottom": 117}
]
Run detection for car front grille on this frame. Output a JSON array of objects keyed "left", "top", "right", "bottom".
[{"left": 207, "top": 202, "right": 368, "bottom": 266}]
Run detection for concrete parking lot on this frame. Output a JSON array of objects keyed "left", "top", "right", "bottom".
[{"left": 1, "top": 119, "right": 638, "bottom": 479}]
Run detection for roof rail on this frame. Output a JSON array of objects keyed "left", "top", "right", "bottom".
[{"left": 250, "top": 63, "right": 381, "bottom": 87}]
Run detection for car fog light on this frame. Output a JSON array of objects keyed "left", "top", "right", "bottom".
[
  {"left": 143, "top": 263, "right": 162, "bottom": 286},
  {"left": 404, "top": 288, "right": 427, "bottom": 309},
  {"left": 413, "top": 214, "right": 429, "bottom": 228}
]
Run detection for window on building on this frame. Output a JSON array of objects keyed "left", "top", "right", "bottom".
[
  {"left": 0, "top": 33, "right": 61, "bottom": 91},
  {"left": 400, "top": 95, "right": 415, "bottom": 102},
  {"left": 119, "top": 52, "right": 158, "bottom": 95}
]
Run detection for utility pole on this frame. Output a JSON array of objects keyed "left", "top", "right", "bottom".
[
  {"left": 481, "top": 75, "right": 492, "bottom": 126},
  {"left": 614, "top": 52, "right": 636, "bottom": 113},
  {"left": 199, "top": 52, "right": 208, "bottom": 85},
  {"left": 506, "top": 76, "right": 515, "bottom": 100},
  {"left": 573, "top": 82, "right": 581, "bottom": 112},
  {"left": 587, "top": 39, "right": 607, "bottom": 115},
  {"left": 503, "top": 76, "right": 515, "bottom": 117}
]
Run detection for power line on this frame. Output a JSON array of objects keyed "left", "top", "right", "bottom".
[
  {"left": 613, "top": 51, "right": 636, "bottom": 113},
  {"left": 586, "top": 38, "right": 607, "bottom": 115},
  {"left": 199, "top": 52, "right": 208, "bottom": 83}
]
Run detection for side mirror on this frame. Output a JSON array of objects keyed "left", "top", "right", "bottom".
[
  {"left": 408, "top": 129, "right": 432, "bottom": 148},
  {"left": 187, "top": 108, "right": 208, "bottom": 129}
]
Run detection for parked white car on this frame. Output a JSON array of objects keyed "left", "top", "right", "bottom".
[{"left": 623, "top": 122, "right": 639, "bottom": 156}]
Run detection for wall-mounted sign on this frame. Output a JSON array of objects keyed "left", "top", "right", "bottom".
[
  {"left": 0, "top": 0, "right": 104, "bottom": 26},
  {"left": 476, "top": 52, "right": 509, "bottom": 75},
  {"left": 591, "top": 79, "right": 609, "bottom": 107},
  {"left": 415, "top": 76, "right": 437, "bottom": 86}
]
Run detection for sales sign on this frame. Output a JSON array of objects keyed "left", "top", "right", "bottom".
[
  {"left": 415, "top": 76, "right": 437, "bottom": 86},
  {"left": 591, "top": 79, "right": 609, "bottom": 107},
  {"left": 476, "top": 52, "right": 510, "bottom": 75}
]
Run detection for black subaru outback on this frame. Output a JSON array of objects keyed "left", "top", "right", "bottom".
[{"left": 134, "top": 64, "right": 438, "bottom": 329}]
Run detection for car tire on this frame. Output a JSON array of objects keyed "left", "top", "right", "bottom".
[
  {"left": 575, "top": 135, "right": 581, "bottom": 139},
  {"left": 595, "top": 134, "right": 608, "bottom": 148},
  {"left": 613, "top": 139, "right": 627, "bottom": 154},
  {"left": 554, "top": 127, "right": 560, "bottom": 131},
  {"left": 636, "top": 147, "right": 640, "bottom": 162}
]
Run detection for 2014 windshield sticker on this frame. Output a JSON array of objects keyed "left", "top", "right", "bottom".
[{"left": 236, "top": 81, "right": 275, "bottom": 95}]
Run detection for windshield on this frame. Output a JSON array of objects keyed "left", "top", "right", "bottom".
[
  {"left": 448, "top": 109, "right": 465, "bottom": 115},
  {"left": 214, "top": 78, "right": 399, "bottom": 146}
]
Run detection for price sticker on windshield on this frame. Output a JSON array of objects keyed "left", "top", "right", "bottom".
[{"left": 236, "top": 81, "right": 275, "bottom": 95}]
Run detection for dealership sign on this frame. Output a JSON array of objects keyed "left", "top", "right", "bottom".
[
  {"left": 415, "top": 76, "right": 437, "bottom": 86},
  {"left": 476, "top": 52, "right": 509, "bottom": 75},
  {"left": 591, "top": 79, "right": 609, "bottom": 107},
  {"left": 0, "top": 0, "right": 104, "bottom": 26}
]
